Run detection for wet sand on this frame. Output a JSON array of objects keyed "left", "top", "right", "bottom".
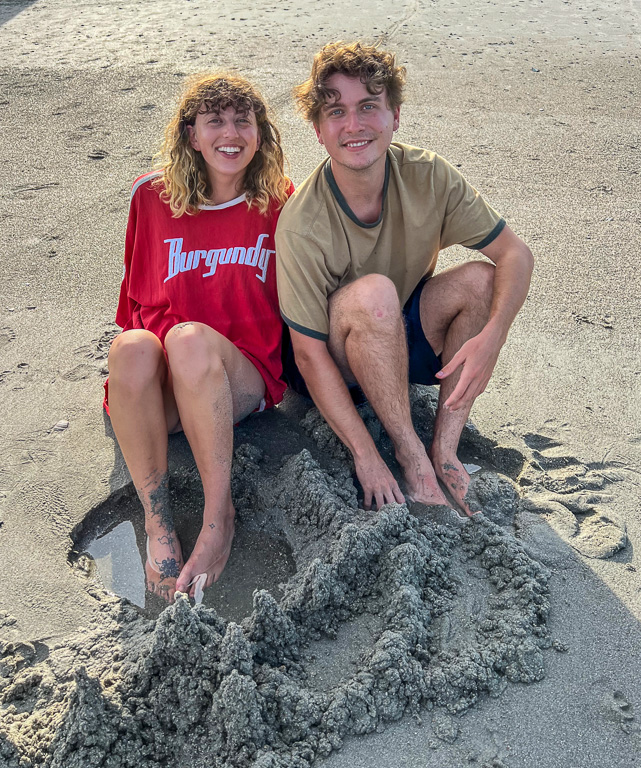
[{"left": 1, "top": 1, "right": 640, "bottom": 767}]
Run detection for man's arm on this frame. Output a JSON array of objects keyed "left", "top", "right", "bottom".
[
  {"left": 290, "top": 329, "right": 405, "bottom": 510},
  {"left": 436, "top": 224, "right": 534, "bottom": 410}
]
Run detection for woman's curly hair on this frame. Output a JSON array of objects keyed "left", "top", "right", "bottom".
[
  {"left": 154, "top": 73, "right": 290, "bottom": 217},
  {"left": 294, "top": 41, "right": 406, "bottom": 124}
]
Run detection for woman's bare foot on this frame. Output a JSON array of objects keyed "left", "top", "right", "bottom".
[
  {"left": 397, "top": 442, "right": 450, "bottom": 507},
  {"left": 175, "top": 505, "right": 236, "bottom": 599},
  {"left": 430, "top": 452, "right": 481, "bottom": 517},
  {"left": 145, "top": 527, "right": 184, "bottom": 603}
]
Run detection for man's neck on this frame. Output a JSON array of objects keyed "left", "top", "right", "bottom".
[{"left": 330, "top": 157, "right": 387, "bottom": 225}]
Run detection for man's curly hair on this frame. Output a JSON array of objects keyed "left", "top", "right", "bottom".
[{"left": 294, "top": 41, "right": 406, "bottom": 124}]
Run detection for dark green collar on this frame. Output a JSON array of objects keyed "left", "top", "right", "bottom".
[{"left": 324, "top": 155, "right": 390, "bottom": 229}]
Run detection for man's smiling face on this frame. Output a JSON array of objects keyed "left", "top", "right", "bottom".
[{"left": 314, "top": 73, "right": 400, "bottom": 174}]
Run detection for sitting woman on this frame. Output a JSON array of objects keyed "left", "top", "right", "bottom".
[{"left": 105, "top": 73, "right": 292, "bottom": 603}]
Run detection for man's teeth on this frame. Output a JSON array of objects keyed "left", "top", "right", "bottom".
[
  {"left": 345, "top": 140, "right": 369, "bottom": 148},
  {"left": 218, "top": 146, "right": 241, "bottom": 153}
]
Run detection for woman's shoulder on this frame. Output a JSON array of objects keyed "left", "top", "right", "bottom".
[{"left": 130, "top": 170, "right": 164, "bottom": 201}]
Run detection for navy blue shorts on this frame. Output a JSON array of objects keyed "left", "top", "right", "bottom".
[{"left": 282, "top": 277, "right": 441, "bottom": 401}]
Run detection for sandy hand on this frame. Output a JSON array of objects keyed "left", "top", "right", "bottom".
[
  {"left": 145, "top": 530, "right": 184, "bottom": 603},
  {"left": 175, "top": 512, "right": 235, "bottom": 599}
]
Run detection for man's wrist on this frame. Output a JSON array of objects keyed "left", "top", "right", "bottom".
[
  {"left": 484, "top": 315, "right": 510, "bottom": 345},
  {"left": 351, "top": 436, "right": 380, "bottom": 463}
]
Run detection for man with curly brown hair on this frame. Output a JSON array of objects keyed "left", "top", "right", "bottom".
[{"left": 276, "top": 41, "right": 533, "bottom": 516}]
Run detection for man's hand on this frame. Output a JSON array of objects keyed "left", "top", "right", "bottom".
[
  {"left": 354, "top": 450, "right": 405, "bottom": 510},
  {"left": 435, "top": 325, "right": 504, "bottom": 411}
]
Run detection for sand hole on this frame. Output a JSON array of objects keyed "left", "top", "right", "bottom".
[
  {"left": 70, "top": 479, "right": 296, "bottom": 622},
  {"left": 303, "top": 611, "right": 383, "bottom": 692}
]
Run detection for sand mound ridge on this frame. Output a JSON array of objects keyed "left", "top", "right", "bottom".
[{"left": 0, "top": 389, "right": 555, "bottom": 767}]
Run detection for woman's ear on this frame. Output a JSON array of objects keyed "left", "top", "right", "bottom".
[{"left": 186, "top": 124, "right": 200, "bottom": 151}]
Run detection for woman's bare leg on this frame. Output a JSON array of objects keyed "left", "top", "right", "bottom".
[
  {"left": 164, "top": 322, "right": 265, "bottom": 598},
  {"left": 107, "top": 330, "right": 183, "bottom": 602}
]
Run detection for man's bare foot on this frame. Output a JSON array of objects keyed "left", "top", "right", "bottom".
[
  {"left": 145, "top": 527, "right": 184, "bottom": 603},
  {"left": 396, "top": 442, "right": 450, "bottom": 507},
  {"left": 430, "top": 452, "right": 481, "bottom": 517},
  {"left": 175, "top": 506, "right": 236, "bottom": 599}
]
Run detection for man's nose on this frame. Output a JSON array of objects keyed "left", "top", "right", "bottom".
[{"left": 344, "top": 108, "right": 363, "bottom": 133}]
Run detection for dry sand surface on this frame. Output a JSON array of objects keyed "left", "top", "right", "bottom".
[{"left": 1, "top": 1, "right": 640, "bottom": 766}]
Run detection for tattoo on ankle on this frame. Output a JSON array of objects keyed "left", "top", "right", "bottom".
[
  {"left": 138, "top": 472, "right": 174, "bottom": 532},
  {"left": 209, "top": 523, "right": 216, "bottom": 529}
]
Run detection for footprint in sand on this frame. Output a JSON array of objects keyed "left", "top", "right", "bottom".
[
  {"left": 0, "top": 327, "right": 16, "bottom": 350},
  {"left": 518, "top": 433, "right": 627, "bottom": 560},
  {"left": 73, "top": 324, "right": 120, "bottom": 366},
  {"left": 597, "top": 688, "right": 640, "bottom": 736}
]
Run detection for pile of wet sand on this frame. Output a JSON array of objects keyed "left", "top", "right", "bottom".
[{"left": 0, "top": 389, "right": 559, "bottom": 768}]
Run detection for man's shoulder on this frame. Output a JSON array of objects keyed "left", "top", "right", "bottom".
[
  {"left": 389, "top": 143, "right": 456, "bottom": 177},
  {"left": 277, "top": 159, "right": 331, "bottom": 238}
]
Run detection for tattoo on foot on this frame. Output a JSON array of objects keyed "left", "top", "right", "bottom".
[
  {"left": 155, "top": 557, "right": 181, "bottom": 580},
  {"left": 157, "top": 533, "right": 176, "bottom": 554},
  {"left": 209, "top": 523, "right": 216, "bottom": 529}
]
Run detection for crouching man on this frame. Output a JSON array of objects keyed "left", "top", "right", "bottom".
[{"left": 276, "top": 41, "right": 533, "bottom": 515}]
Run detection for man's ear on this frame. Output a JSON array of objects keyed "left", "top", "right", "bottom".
[
  {"left": 393, "top": 106, "right": 401, "bottom": 132},
  {"left": 186, "top": 124, "right": 200, "bottom": 151},
  {"left": 313, "top": 122, "right": 324, "bottom": 145}
]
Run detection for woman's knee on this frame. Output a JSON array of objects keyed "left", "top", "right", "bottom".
[
  {"left": 165, "top": 322, "right": 226, "bottom": 387},
  {"left": 108, "top": 331, "right": 165, "bottom": 390}
]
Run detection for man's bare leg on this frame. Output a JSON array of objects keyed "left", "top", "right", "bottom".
[
  {"left": 420, "top": 262, "right": 495, "bottom": 515},
  {"left": 166, "top": 322, "right": 265, "bottom": 598},
  {"left": 328, "top": 274, "right": 449, "bottom": 507},
  {"left": 107, "top": 330, "right": 183, "bottom": 602}
]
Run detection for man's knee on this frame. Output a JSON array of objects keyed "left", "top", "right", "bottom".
[
  {"left": 465, "top": 261, "right": 495, "bottom": 301},
  {"left": 331, "top": 274, "right": 401, "bottom": 331},
  {"left": 108, "top": 330, "right": 165, "bottom": 391},
  {"left": 165, "top": 323, "right": 225, "bottom": 387}
]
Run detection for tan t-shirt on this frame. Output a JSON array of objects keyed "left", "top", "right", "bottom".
[{"left": 276, "top": 142, "right": 504, "bottom": 340}]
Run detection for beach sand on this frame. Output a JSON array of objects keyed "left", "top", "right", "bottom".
[{"left": 1, "top": 1, "right": 640, "bottom": 766}]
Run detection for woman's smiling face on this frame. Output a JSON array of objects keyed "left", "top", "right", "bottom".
[{"left": 187, "top": 105, "right": 260, "bottom": 194}]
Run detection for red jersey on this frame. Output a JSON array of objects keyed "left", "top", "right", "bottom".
[{"left": 108, "top": 171, "right": 291, "bottom": 409}]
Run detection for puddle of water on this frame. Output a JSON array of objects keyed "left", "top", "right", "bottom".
[{"left": 74, "top": 484, "right": 296, "bottom": 622}]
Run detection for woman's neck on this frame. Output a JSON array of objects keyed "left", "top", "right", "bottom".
[{"left": 207, "top": 173, "right": 245, "bottom": 206}]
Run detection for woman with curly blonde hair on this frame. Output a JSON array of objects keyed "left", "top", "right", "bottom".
[{"left": 105, "top": 73, "right": 292, "bottom": 604}]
